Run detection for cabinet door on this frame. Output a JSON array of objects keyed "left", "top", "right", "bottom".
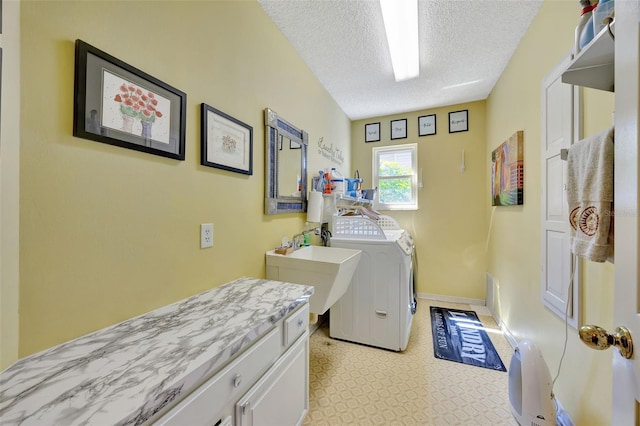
[
  {"left": 235, "top": 333, "right": 309, "bottom": 426},
  {"left": 540, "top": 54, "right": 582, "bottom": 328}
]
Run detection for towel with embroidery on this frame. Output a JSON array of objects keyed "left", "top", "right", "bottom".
[{"left": 566, "top": 126, "right": 614, "bottom": 263}]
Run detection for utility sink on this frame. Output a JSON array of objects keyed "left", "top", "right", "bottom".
[{"left": 266, "top": 246, "right": 362, "bottom": 315}]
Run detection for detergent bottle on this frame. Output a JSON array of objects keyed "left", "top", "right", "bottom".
[{"left": 330, "top": 168, "right": 345, "bottom": 195}]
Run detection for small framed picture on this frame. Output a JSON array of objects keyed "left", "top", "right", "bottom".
[
  {"left": 365, "top": 122, "right": 380, "bottom": 143},
  {"left": 449, "top": 109, "right": 469, "bottom": 133},
  {"left": 391, "top": 119, "right": 407, "bottom": 140},
  {"left": 418, "top": 114, "right": 436, "bottom": 136},
  {"left": 201, "top": 103, "right": 253, "bottom": 175}
]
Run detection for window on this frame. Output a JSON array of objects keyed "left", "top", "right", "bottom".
[{"left": 372, "top": 143, "right": 418, "bottom": 210}]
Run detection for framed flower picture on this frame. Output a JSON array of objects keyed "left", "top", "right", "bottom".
[
  {"left": 201, "top": 103, "right": 253, "bottom": 175},
  {"left": 73, "top": 40, "right": 187, "bottom": 160}
]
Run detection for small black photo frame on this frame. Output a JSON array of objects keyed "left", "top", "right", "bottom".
[
  {"left": 73, "top": 40, "right": 187, "bottom": 160},
  {"left": 201, "top": 103, "right": 253, "bottom": 175},
  {"left": 391, "top": 119, "right": 407, "bottom": 140},
  {"left": 448, "top": 109, "right": 469, "bottom": 133},
  {"left": 365, "top": 122, "right": 380, "bottom": 143},
  {"left": 418, "top": 114, "right": 436, "bottom": 136}
]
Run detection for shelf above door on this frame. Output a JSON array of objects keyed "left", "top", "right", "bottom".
[{"left": 562, "top": 20, "right": 615, "bottom": 92}]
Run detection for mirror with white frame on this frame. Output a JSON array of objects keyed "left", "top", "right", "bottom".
[{"left": 264, "top": 108, "right": 308, "bottom": 215}]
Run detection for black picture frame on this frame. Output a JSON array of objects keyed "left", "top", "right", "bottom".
[
  {"left": 201, "top": 103, "right": 253, "bottom": 175},
  {"left": 418, "top": 114, "right": 436, "bottom": 136},
  {"left": 448, "top": 109, "right": 469, "bottom": 133},
  {"left": 73, "top": 40, "right": 186, "bottom": 160},
  {"left": 390, "top": 118, "right": 407, "bottom": 140},
  {"left": 365, "top": 122, "right": 380, "bottom": 143}
]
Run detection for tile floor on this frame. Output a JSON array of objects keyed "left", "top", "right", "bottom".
[{"left": 303, "top": 299, "right": 517, "bottom": 425}]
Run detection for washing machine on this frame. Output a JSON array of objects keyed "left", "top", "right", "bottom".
[{"left": 329, "top": 214, "right": 416, "bottom": 351}]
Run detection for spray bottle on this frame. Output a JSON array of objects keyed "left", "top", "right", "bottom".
[{"left": 323, "top": 168, "right": 332, "bottom": 194}]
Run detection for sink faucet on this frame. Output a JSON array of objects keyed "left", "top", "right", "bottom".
[
  {"left": 292, "top": 227, "right": 318, "bottom": 250},
  {"left": 292, "top": 232, "right": 306, "bottom": 250}
]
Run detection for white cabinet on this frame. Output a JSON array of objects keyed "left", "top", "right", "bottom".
[
  {"left": 541, "top": 55, "right": 583, "bottom": 329},
  {"left": 235, "top": 333, "right": 309, "bottom": 426},
  {"left": 154, "top": 327, "right": 282, "bottom": 426},
  {"left": 154, "top": 303, "right": 310, "bottom": 426}
]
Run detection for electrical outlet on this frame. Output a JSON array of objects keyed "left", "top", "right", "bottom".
[{"left": 200, "top": 223, "right": 214, "bottom": 248}]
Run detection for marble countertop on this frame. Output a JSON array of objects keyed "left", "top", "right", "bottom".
[{"left": 0, "top": 277, "right": 313, "bottom": 425}]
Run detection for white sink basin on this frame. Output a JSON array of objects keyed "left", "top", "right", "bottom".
[{"left": 266, "top": 246, "right": 362, "bottom": 315}]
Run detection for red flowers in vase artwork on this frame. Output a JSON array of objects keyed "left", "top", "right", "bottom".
[{"left": 114, "top": 83, "right": 163, "bottom": 138}]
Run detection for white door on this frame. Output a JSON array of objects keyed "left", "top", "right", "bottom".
[{"left": 612, "top": 0, "right": 640, "bottom": 423}]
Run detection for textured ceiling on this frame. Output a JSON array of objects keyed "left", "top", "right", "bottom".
[{"left": 257, "top": 0, "right": 544, "bottom": 120}]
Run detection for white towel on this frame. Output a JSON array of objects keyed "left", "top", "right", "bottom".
[{"left": 566, "top": 127, "right": 614, "bottom": 263}]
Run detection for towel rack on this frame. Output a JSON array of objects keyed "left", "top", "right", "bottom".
[{"left": 561, "top": 131, "right": 614, "bottom": 161}]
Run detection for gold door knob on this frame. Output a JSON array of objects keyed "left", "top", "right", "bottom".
[{"left": 578, "top": 325, "right": 634, "bottom": 359}]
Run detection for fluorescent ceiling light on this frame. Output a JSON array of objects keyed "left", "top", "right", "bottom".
[
  {"left": 380, "top": 0, "right": 419, "bottom": 82},
  {"left": 442, "top": 79, "right": 482, "bottom": 90}
]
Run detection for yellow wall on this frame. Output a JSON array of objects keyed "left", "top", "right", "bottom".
[
  {"left": 4, "top": 1, "right": 618, "bottom": 423},
  {"left": 351, "top": 102, "right": 488, "bottom": 300},
  {"left": 486, "top": 0, "right": 615, "bottom": 423},
  {"left": 15, "top": 0, "right": 350, "bottom": 359},
  {"left": 1, "top": 0, "right": 21, "bottom": 369}
]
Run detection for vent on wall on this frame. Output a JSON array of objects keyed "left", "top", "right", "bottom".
[
  {"left": 486, "top": 273, "right": 496, "bottom": 313},
  {"left": 485, "top": 272, "right": 519, "bottom": 350}
]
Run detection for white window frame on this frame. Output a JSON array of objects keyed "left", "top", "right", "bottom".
[{"left": 372, "top": 143, "right": 418, "bottom": 210}]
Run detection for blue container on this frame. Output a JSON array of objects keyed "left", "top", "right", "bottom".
[
  {"left": 579, "top": 13, "right": 595, "bottom": 49},
  {"left": 593, "top": 0, "right": 614, "bottom": 35},
  {"left": 345, "top": 178, "right": 362, "bottom": 192}
]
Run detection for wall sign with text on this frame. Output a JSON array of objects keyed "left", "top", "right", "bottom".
[
  {"left": 419, "top": 114, "right": 436, "bottom": 136},
  {"left": 365, "top": 122, "right": 380, "bottom": 143},
  {"left": 448, "top": 109, "right": 469, "bottom": 133}
]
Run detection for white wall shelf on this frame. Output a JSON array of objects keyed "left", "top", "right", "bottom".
[
  {"left": 331, "top": 193, "right": 372, "bottom": 206},
  {"left": 562, "top": 20, "right": 615, "bottom": 92}
]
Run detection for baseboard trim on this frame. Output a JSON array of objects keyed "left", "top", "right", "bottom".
[
  {"left": 495, "top": 316, "right": 518, "bottom": 349},
  {"left": 418, "top": 292, "right": 485, "bottom": 307}
]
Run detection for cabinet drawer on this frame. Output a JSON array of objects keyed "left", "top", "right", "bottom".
[
  {"left": 154, "top": 326, "right": 281, "bottom": 426},
  {"left": 284, "top": 304, "right": 309, "bottom": 348}
]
